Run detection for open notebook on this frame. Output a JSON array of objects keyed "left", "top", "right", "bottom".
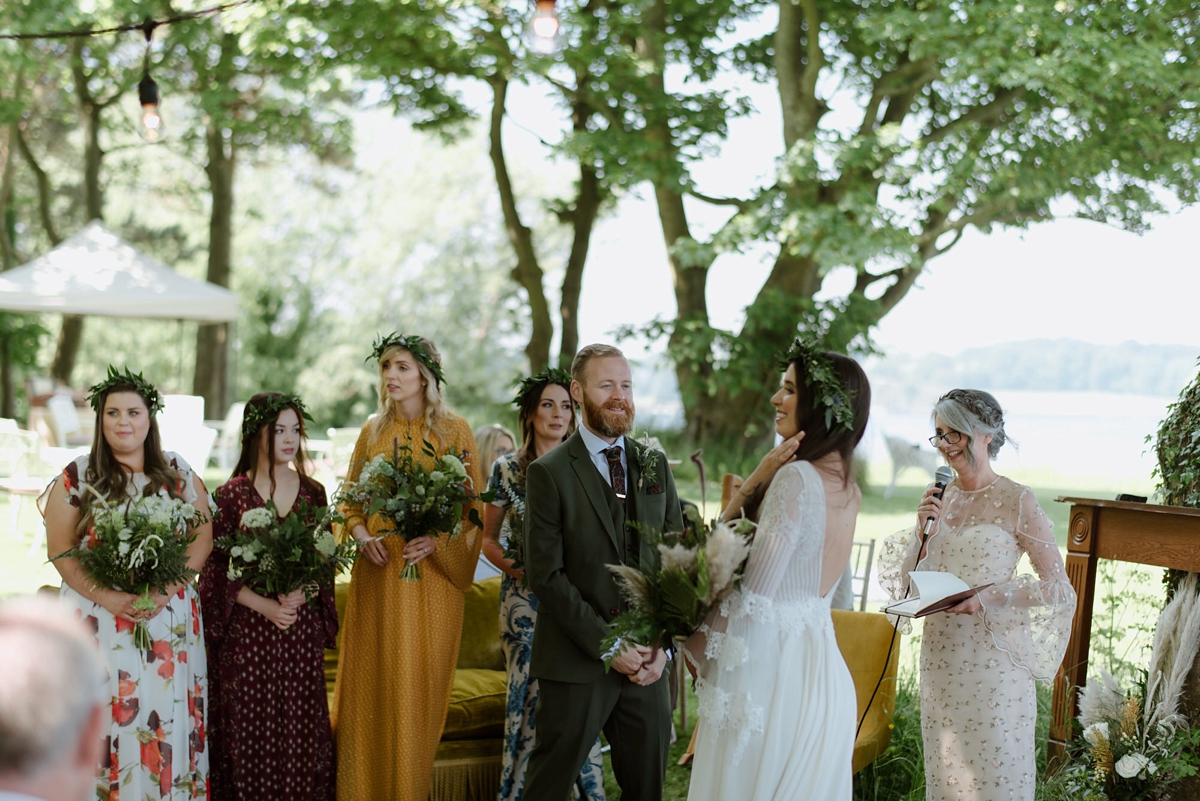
[{"left": 883, "top": 571, "right": 994, "bottom": 618}]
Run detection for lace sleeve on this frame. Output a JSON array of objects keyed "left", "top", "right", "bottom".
[
  {"left": 739, "top": 464, "right": 809, "bottom": 599},
  {"left": 978, "top": 488, "right": 1077, "bottom": 683}
]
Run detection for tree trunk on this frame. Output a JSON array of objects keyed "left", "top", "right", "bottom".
[
  {"left": 193, "top": 118, "right": 234, "bottom": 415},
  {"left": 557, "top": 96, "right": 602, "bottom": 367},
  {"left": 53, "top": 43, "right": 107, "bottom": 385},
  {"left": 488, "top": 74, "right": 553, "bottom": 373},
  {"left": 1, "top": 124, "right": 14, "bottom": 417}
]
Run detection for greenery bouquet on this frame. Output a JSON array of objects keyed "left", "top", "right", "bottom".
[
  {"left": 600, "top": 506, "right": 756, "bottom": 668},
  {"left": 336, "top": 438, "right": 491, "bottom": 581},
  {"left": 54, "top": 487, "right": 205, "bottom": 652},
  {"left": 219, "top": 499, "right": 357, "bottom": 606}
]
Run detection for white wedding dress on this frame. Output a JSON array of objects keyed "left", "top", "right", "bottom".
[{"left": 687, "top": 460, "right": 854, "bottom": 801}]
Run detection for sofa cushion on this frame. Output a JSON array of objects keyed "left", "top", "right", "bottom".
[
  {"left": 442, "top": 668, "right": 507, "bottom": 740},
  {"left": 831, "top": 609, "right": 900, "bottom": 773},
  {"left": 458, "top": 576, "right": 504, "bottom": 671}
]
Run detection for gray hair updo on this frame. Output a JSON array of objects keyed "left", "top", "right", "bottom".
[{"left": 933, "top": 389, "right": 1011, "bottom": 467}]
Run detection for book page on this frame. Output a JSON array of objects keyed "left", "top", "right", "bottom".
[{"left": 883, "top": 571, "right": 970, "bottom": 617}]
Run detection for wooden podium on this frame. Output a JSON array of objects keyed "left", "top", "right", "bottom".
[{"left": 1051, "top": 496, "right": 1200, "bottom": 765}]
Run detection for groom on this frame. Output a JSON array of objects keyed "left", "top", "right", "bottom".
[{"left": 523, "top": 343, "right": 684, "bottom": 801}]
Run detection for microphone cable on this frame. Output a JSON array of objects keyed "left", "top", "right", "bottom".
[{"left": 855, "top": 467, "right": 953, "bottom": 741}]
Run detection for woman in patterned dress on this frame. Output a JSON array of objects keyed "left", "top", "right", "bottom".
[
  {"left": 41, "top": 367, "right": 212, "bottom": 800},
  {"left": 331, "top": 334, "right": 485, "bottom": 800},
  {"left": 481, "top": 368, "right": 605, "bottom": 801},
  {"left": 199, "top": 392, "right": 338, "bottom": 801},
  {"left": 879, "top": 389, "right": 1076, "bottom": 801}
]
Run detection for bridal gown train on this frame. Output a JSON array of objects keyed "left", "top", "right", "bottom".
[{"left": 687, "top": 460, "right": 854, "bottom": 801}]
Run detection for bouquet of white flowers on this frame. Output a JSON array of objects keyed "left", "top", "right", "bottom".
[
  {"left": 219, "top": 500, "right": 357, "bottom": 607},
  {"left": 53, "top": 486, "right": 205, "bottom": 652},
  {"left": 600, "top": 505, "right": 756, "bottom": 667},
  {"left": 335, "top": 438, "right": 492, "bottom": 581}
]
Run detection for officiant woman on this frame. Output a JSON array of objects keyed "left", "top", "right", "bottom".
[{"left": 878, "top": 388, "right": 1076, "bottom": 801}]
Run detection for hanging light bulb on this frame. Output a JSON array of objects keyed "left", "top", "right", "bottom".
[
  {"left": 523, "top": 0, "right": 564, "bottom": 55},
  {"left": 136, "top": 19, "right": 164, "bottom": 142},
  {"left": 138, "top": 71, "right": 164, "bottom": 142}
]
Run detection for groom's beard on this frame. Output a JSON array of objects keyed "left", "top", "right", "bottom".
[{"left": 583, "top": 395, "right": 636, "bottom": 439}]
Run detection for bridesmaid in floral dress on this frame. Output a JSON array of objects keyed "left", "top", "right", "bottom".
[
  {"left": 41, "top": 367, "right": 212, "bottom": 800},
  {"left": 199, "top": 392, "right": 338, "bottom": 801},
  {"left": 481, "top": 368, "right": 606, "bottom": 801}
]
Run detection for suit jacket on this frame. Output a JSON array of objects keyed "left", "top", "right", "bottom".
[{"left": 525, "top": 429, "right": 684, "bottom": 683}]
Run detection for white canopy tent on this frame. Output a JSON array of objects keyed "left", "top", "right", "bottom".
[
  {"left": 0, "top": 220, "right": 237, "bottom": 321},
  {"left": 0, "top": 220, "right": 239, "bottom": 468}
]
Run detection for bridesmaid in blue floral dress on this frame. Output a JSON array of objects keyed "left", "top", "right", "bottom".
[{"left": 482, "top": 368, "right": 606, "bottom": 801}]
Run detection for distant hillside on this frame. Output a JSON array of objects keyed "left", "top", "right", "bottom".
[{"left": 865, "top": 339, "right": 1199, "bottom": 412}]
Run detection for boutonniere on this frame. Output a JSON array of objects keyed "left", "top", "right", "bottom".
[{"left": 633, "top": 431, "right": 663, "bottom": 493}]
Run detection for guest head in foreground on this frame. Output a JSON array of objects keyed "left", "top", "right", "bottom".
[
  {"left": 0, "top": 596, "right": 107, "bottom": 801},
  {"left": 570, "top": 343, "right": 633, "bottom": 441}
]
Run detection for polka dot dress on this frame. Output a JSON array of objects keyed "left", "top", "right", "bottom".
[{"left": 331, "top": 414, "right": 484, "bottom": 801}]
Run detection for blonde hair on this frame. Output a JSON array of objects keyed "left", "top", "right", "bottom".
[{"left": 368, "top": 341, "right": 451, "bottom": 449}]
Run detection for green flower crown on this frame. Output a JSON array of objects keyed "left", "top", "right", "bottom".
[
  {"left": 368, "top": 332, "right": 445, "bottom": 389},
  {"left": 512, "top": 367, "right": 573, "bottom": 409},
  {"left": 87, "top": 366, "right": 163, "bottom": 415},
  {"left": 780, "top": 339, "right": 856, "bottom": 433},
  {"left": 241, "top": 392, "right": 314, "bottom": 442}
]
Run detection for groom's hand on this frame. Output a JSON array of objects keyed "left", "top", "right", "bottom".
[
  {"left": 610, "top": 643, "right": 646, "bottom": 676},
  {"left": 631, "top": 647, "right": 667, "bottom": 686}
]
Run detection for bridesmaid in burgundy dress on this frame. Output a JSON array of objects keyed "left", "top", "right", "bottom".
[{"left": 199, "top": 392, "right": 338, "bottom": 801}]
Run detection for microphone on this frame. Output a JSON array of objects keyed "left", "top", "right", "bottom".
[{"left": 922, "top": 465, "right": 955, "bottom": 536}]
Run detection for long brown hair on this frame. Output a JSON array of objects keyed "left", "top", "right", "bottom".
[
  {"left": 230, "top": 392, "right": 317, "bottom": 500},
  {"left": 514, "top": 378, "right": 576, "bottom": 485},
  {"left": 742, "top": 351, "right": 872, "bottom": 521},
  {"left": 78, "top": 384, "right": 184, "bottom": 537}
]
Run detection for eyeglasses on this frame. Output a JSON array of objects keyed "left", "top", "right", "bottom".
[{"left": 928, "top": 431, "right": 963, "bottom": 448}]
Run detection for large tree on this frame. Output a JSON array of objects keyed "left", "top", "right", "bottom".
[
  {"left": 161, "top": 4, "right": 353, "bottom": 415},
  {"left": 578, "top": 0, "right": 1200, "bottom": 447}
]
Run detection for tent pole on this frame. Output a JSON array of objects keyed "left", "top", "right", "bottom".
[{"left": 177, "top": 319, "right": 183, "bottom": 390}]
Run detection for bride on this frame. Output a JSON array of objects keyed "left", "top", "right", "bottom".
[{"left": 684, "top": 342, "right": 871, "bottom": 801}]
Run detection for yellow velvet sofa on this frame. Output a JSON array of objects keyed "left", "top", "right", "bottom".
[
  {"left": 325, "top": 575, "right": 508, "bottom": 800},
  {"left": 831, "top": 609, "right": 901, "bottom": 773}
]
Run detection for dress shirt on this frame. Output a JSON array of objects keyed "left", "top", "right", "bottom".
[{"left": 578, "top": 423, "right": 627, "bottom": 489}]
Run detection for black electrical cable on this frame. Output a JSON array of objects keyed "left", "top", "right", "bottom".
[{"left": 0, "top": 0, "right": 256, "bottom": 41}]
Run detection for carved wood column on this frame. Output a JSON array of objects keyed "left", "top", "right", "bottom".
[{"left": 1050, "top": 504, "right": 1099, "bottom": 766}]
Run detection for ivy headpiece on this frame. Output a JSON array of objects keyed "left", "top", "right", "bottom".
[
  {"left": 368, "top": 332, "right": 445, "bottom": 389},
  {"left": 241, "top": 392, "right": 314, "bottom": 442},
  {"left": 87, "top": 366, "right": 163, "bottom": 416},
  {"left": 780, "top": 339, "right": 855, "bottom": 433},
  {"left": 512, "top": 367, "right": 573, "bottom": 409}
]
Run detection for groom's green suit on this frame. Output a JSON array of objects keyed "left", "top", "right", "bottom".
[{"left": 523, "top": 428, "right": 684, "bottom": 800}]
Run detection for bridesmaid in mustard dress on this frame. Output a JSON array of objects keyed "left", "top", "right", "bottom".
[{"left": 331, "top": 333, "right": 484, "bottom": 800}]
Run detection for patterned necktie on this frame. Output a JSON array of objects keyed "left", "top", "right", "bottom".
[{"left": 604, "top": 446, "right": 626, "bottom": 499}]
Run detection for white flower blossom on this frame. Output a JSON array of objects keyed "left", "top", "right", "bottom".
[
  {"left": 1083, "top": 722, "right": 1109, "bottom": 746},
  {"left": 240, "top": 508, "right": 275, "bottom": 529},
  {"left": 1115, "top": 753, "right": 1151, "bottom": 779},
  {"left": 117, "top": 542, "right": 130, "bottom": 557},
  {"left": 315, "top": 531, "right": 337, "bottom": 557}
]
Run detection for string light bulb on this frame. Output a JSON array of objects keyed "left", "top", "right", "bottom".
[
  {"left": 523, "top": 0, "right": 564, "bottom": 55},
  {"left": 136, "top": 19, "right": 164, "bottom": 142}
]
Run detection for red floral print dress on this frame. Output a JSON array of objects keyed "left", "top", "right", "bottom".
[
  {"left": 198, "top": 475, "right": 338, "bottom": 801},
  {"left": 52, "top": 453, "right": 210, "bottom": 801}
]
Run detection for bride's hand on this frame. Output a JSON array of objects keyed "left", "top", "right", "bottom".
[{"left": 738, "top": 432, "right": 805, "bottom": 501}]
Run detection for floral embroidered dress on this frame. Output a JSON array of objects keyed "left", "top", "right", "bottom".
[
  {"left": 688, "top": 461, "right": 855, "bottom": 801},
  {"left": 198, "top": 475, "right": 338, "bottom": 801},
  {"left": 50, "top": 452, "right": 210, "bottom": 801},
  {"left": 878, "top": 476, "right": 1076, "bottom": 801},
  {"left": 489, "top": 454, "right": 606, "bottom": 801},
  {"left": 331, "top": 413, "right": 484, "bottom": 801}
]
